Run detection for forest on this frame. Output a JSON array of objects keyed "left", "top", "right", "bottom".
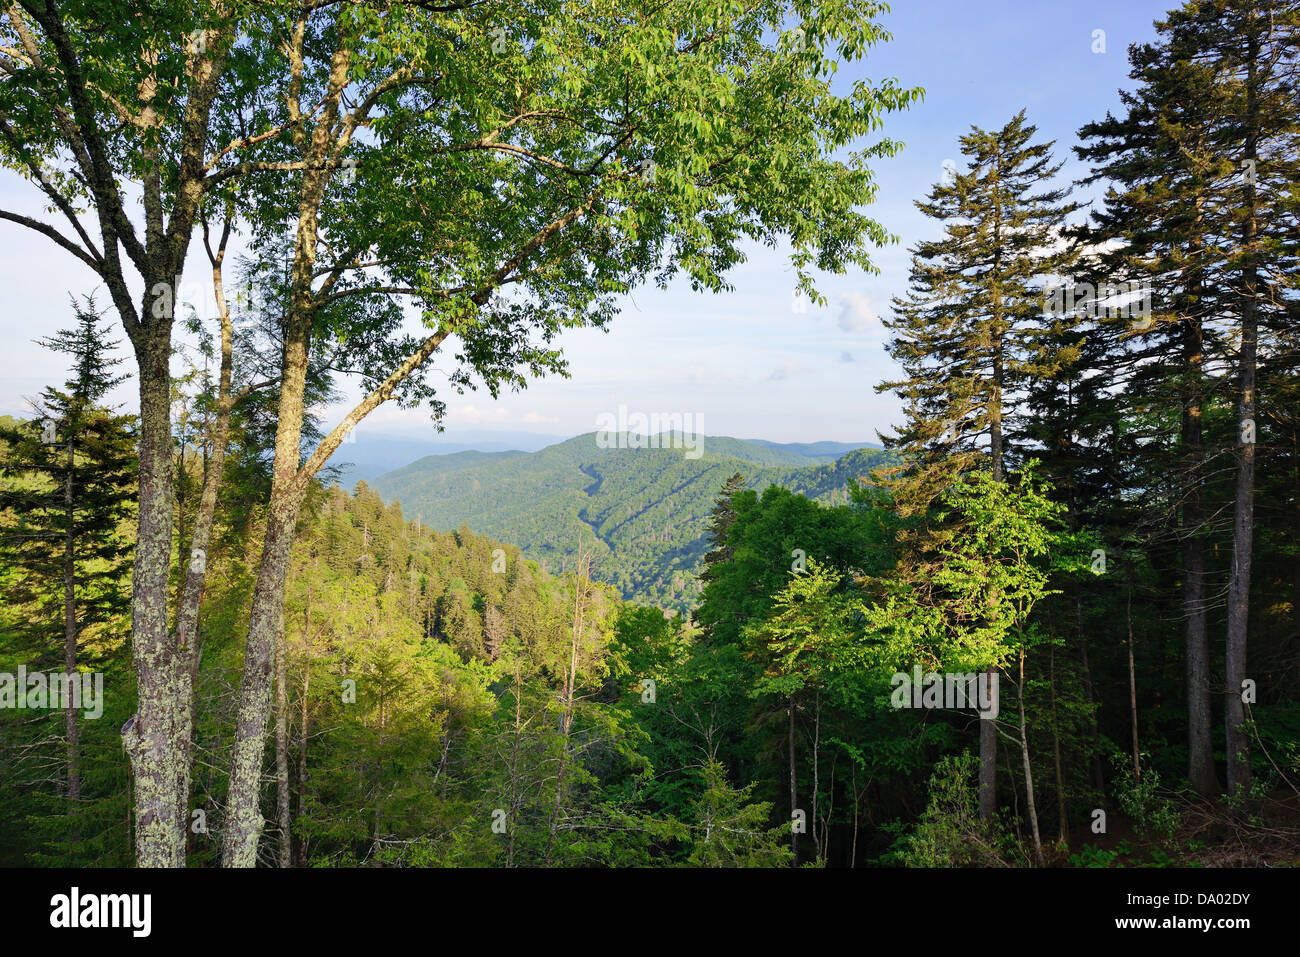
[
  {"left": 0, "top": 0, "right": 1297, "bottom": 872},
  {"left": 369, "top": 435, "right": 893, "bottom": 612}
]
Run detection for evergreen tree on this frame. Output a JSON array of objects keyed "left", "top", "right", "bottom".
[
  {"left": 879, "top": 111, "right": 1081, "bottom": 821},
  {"left": 1074, "top": 10, "right": 1236, "bottom": 798},
  {"left": 1189, "top": 0, "right": 1300, "bottom": 796},
  {"left": 878, "top": 110, "right": 1082, "bottom": 515},
  {"left": 0, "top": 298, "right": 135, "bottom": 806},
  {"left": 1077, "top": 0, "right": 1300, "bottom": 796}
]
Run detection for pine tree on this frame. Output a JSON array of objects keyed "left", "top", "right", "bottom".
[
  {"left": 0, "top": 297, "right": 135, "bottom": 806},
  {"left": 878, "top": 111, "right": 1081, "bottom": 821},
  {"left": 878, "top": 110, "right": 1082, "bottom": 514},
  {"left": 1073, "top": 11, "right": 1235, "bottom": 798},
  {"left": 1076, "top": 0, "right": 1300, "bottom": 796}
]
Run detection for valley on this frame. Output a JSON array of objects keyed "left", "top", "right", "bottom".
[{"left": 368, "top": 433, "right": 892, "bottom": 613}]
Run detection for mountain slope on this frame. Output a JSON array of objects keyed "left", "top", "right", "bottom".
[
  {"left": 367, "top": 434, "right": 893, "bottom": 612},
  {"left": 745, "top": 439, "right": 882, "bottom": 462}
]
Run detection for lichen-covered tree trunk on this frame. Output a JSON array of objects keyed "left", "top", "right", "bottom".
[
  {"left": 275, "top": 623, "right": 292, "bottom": 867},
  {"left": 221, "top": 474, "right": 307, "bottom": 866},
  {"left": 296, "top": 618, "right": 311, "bottom": 868},
  {"left": 121, "top": 324, "right": 186, "bottom": 868},
  {"left": 174, "top": 226, "right": 238, "bottom": 847}
]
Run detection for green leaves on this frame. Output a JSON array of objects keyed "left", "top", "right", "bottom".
[{"left": 863, "top": 467, "right": 1077, "bottom": 675}]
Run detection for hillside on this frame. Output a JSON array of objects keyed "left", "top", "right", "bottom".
[
  {"left": 332, "top": 429, "right": 568, "bottom": 482},
  {"left": 368, "top": 434, "right": 894, "bottom": 612}
]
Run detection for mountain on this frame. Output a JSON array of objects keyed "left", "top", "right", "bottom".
[
  {"left": 367, "top": 433, "right": 893, "bottom": 613},
  {"left": 745, "top": 439, "right": 882, "bottom": 462},
  {"left": 332, "top": 429, "right": 571, "bottom": 482}
]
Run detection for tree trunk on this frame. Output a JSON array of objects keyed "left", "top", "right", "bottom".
[
  {"left": 1048, "top": 644, "right": 1066, "bottom": 843},
  {"left": 812, "top": 690, "right": 822, "bottom": 864},
  {"left": 1127, "top": 584, "right": 1140, "bottom": 780},
  {"left": 221, "top": 220, "right": 318, "bottom": 865},
  {"left": 1076, "top": 599, "right": 1105, "bottom": 794},
  {"left": 176, "top": 227, "right": 239, "bottom": 856},
  {"left": 850, "top": 763, "right": 860, "bottom": 869},
  {"left": 296, "top": 610, "right": 311, "bottom": 869},
  {"left": 1225, "top": 32, "right": 1260, "bottom": 798},
  {"left": 62, "top": 426, "right": 79, "bottom": 806},
  {"left": 788, "top": 693, "right": 799, "bottom": 867},
  {"left": 1183, "top": 442, "right": 1216, "bottom": 795},
  {"left": 221, "top": 486, "right": 306, "bottom": 866},
  {"left": 507, "top": 665, "right": 522, "bottom": 868},
  {"left": 275, "top": 622, "right": 292, "bottom": 868},
  {"left": 1017, "top": 648, "right": 1043, "bottom": 865},
  {"left": 121, "top": 323, "right": 186, "bottom": 868},
  {"left": 979, "top": 673, "right": 998, "bottom": 821},
  {"left": 1181, "top": 214, "right": 1217, "bottom": 797},
  {"left": 982, "top": 215, "right": 1004, "bottom": 817}
]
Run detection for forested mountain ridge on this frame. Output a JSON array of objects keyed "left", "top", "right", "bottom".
[{"left": 369, "top": 435, "right": 895, "bottom": 612}]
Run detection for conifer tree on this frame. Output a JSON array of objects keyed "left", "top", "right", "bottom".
[
  {"left": 878, "top": 111, "right": 1081, "bottom": 820},
  {"left": 0, "top": 298, "right": 135, "bottom": 804},
  {"left": 879, "top": 111, "right": 1082, "bottom": 513},
  {"left": 1077, "top": 0, "right": 1300, "bottom": 795},
  {"left": 1189, "top": 0, "right": 1300, "bottom": 796},
  {"left": 1074, "top": 10, "right": 1236, "bottom": 798}
]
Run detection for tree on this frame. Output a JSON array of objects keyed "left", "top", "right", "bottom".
[
  {"left": 862, "top": 467, "right": 1084, "bottom": 861},
  {"left": 878, "top": 110, "right": 1081, "bottom": 510},
  {"left": 217, "top": 0, "right": 921, "bottom": 865},
  {"left": 483, "top": 605, "right": 507, "bottom": 662},
  {"left": 688, "top": 758, "right": 792, "bottom": 868},
  {"left": 1189, "top": 0, "right": 1300, "bottom": 797},
  {"left": 701, "top": 471, "right": 747, "bottom": 583},
  {"left": 0, "top": 3, "right": 258, "bottom": 862},
  {"left": 1075, "top": 2, "right": 1232, "bottom": 799},
  {"left": 747, "top": 558, "right": 863, "bottom": 866},
  {"left": 0, "top": 299, "right": 135, "bottom": 805},
  {"left": 1077, "top": 0, "right": 1300, "bottom": 797},
  {"left": 878, "top": 111, "right": 1081, "bottom": 821}
]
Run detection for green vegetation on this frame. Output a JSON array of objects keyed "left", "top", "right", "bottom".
[
  {"left": 371, "top": 435, "right": 893, "bottom": 613},
  {"left": 0, "top": 0, "right": 1297, "bottom": 873}
]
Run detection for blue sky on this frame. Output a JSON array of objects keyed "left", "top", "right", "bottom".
[{"left": 0, "top": 1, "right": 1171, "bottom": 446}]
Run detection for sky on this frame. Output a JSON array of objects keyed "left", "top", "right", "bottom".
[{"left": 0, "top": 0, "right": 1173, "bottom": 448}]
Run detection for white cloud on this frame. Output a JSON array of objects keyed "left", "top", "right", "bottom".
[
  {"left": 838, "top": 291, "right": 879, "bottom": 333},
  {"left": 520, "top": 411, "right": 560, "bottom": 424},
  {"left": 445, "top": 404, "right": 511, "bottom": 425},
  {"left": 766, "top": 360, "right": 803, "bottom": 381}
]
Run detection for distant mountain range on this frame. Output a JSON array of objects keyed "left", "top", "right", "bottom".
[
  {"left": 333, "top": 429, "right": 570, "bottom": 482},
  {"left": 744, "top": 439, "right": 877, "bottom": 462},
  {"left": 365, "top": 433, "right": 891, "bottom": 613}
]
